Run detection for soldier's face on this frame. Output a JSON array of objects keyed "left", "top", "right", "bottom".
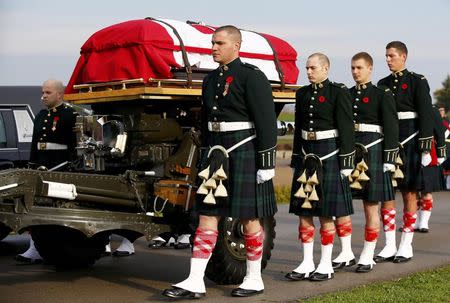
[
  {"left": 41, "top": 83, "right": 62, "bottom": 108},
  {"left": 351, "top": 59, "right": 372, "bottom": 84},
  {"left": 385, "top": 48, "right": 406, "bottom": 72},
  {"left": 211, "top": 31, "right": 240, "bottom": 65},
  {"left": 306, "top": 56, "right": 328, "bottom": 84}
]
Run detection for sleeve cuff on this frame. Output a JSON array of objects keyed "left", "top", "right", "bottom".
[
  {"left": 437, "top": 145, "right": 447, "bottom": 158},
  {"left": 383, "top": 147, "right": 399, "bottom": 164},
  {"left": 257, "top": 146, "right": 276, "bottom": 169},
  {"left": 290, "top": 153, "right": 301, "bottom": 168},
  {"left": 339, "top": 150, "right": 355, "bottom": 170},
  {"left": 418, "top": 136, "right": 433, "bottom": 152}
]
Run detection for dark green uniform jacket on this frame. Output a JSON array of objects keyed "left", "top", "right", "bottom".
[
  {"left": 349, "top": 82, "right": 399, "bottom": 163},
  {"left": 201, "top": 58, "right": 277, "bottom": 169},
  {"left": 431, "top": 105, "right": 447, "bottom": 159},
  {"left": 30, "top": 103, "right": 78, "bottom": 168},
  {"left": 378, "top": 69, "right": 434, "bottom": 151},
  {"left": 292, "top": 79, "right": 355, "bottom": 169}
]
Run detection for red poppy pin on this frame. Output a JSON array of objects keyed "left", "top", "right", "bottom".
[
  {"left": 362, "top": 97, "right": 369, "bottom": 103},
  {"left": 401, "top": 83, "right": 408, "bottom": 90},
  {"left": 318, "top": 96, "right": 326, "bottom": 103},
  {"left": 223, "top": 76, "right": 234, "bottom": 96}
]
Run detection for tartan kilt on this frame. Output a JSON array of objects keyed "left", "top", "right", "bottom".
[
  {"left": 289, "top": 138, "right": 353, "bottom": 218},
  {"left": 422, "top": 165, "right": 444, "bottom": 192},
  {"left": 352, "top": 132, "right": 395, "bottom": 202},
  {"left": 398, "top": 119, "right": 424, "bottom": 191},
  {"left": 194, "top": 129, "right": 277, "bottom": 219}
]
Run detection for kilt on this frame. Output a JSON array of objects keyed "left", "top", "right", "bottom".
[
  {"left": 422, "top": 165, "right": 444, "bottom": 192},
  {"left": 289, "top": 138, "right": 353, "bottom": 218},
  {"left": 195, "top": 129, "right": 277, "bottom": 219},
  {"left": 398, "top": 119, "right": 425, "bottom": 191},
  {"left": 352, "top": 132, "right": 395, "bottom": 202}
]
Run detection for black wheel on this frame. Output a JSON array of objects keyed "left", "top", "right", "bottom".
[
  {"left": 205, "top": 216, "right": 276, "bottom": 285},
  {"left": 0, "top": 222, "right": 11, "bottom": 241},
  {"left": 32, "top": 226, "right": 109, "bottom": 268}
]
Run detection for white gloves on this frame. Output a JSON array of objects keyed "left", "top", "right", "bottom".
[
  {"left": 438, "top": 157, "right": 445, "bottom": 165},
  {"left": 256, "top": 169, "right": 275, "bottom": 184},
  {"left": 383, "top": 163, "right": 396, "bottom": 173},
  {"left": 421, "top": 152, "right": 432, "bottom": 167},
  {"left": 340, "top": 169, "right": 353, "bottom": 178}
]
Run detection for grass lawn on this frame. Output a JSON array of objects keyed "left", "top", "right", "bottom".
[{"left": 302, "top": 265, "right": 450, "bottom": 303}]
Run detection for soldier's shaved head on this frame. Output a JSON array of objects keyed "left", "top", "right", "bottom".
[
  {"left": 215, "top": 25, "right": 242, "bottom": 43},
  {"left": 308, "top": 53, "right": 330, "bottom": 68},
  {"left": 42, "top": 79, "right": 65, "bottom": 108},
  {"left": 43, "top": 79, "right": 65, "bottom": 94}
]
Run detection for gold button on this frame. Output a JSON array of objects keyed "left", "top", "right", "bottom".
[
  {"left": 44, "top": 119, "right": 47, "bottom": 122},
  {"left": 42, "top": 127, "right": 46, "bottom": 130},
  {"left": 215, "top": 95, "right": 218, "bottom": 99},
  {"left": 219, "top": 73, "right": 223, "bottom": 76},
  {"left": 43, "top": 134, "right": 47, "bottom": 137}
]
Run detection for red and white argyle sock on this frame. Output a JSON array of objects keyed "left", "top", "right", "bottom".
[
  {"left": 381, "top": 208, "right": 396, "bottom": 232},
  {"left": 402, "top": 212, "right": 417, "bottom": 233},
  {"left": 333, "top": 220, "right": 354, "bottom": 263},
  {"left": 192, "top": 228, "right": 218, "bottom": 259},
  {"left": 239, "top": 229, "right": 265, "bottom": 291},
  {"left": 292, "top": 225, "right": 315, "bottom": 276}
]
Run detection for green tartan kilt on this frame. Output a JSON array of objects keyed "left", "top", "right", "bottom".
[
  {"left": 289, "top": 138, "right": 353, "bottom": 218},
  {"left": 195, "top": 129, "right": 277, "bottom": 219},
  {"left": 352, "top": 132, "right": 395, "bottom": 202}
]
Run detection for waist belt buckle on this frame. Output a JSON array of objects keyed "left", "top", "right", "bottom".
[
  {"left": 354, "top": 123, "right": 360, "bottom": 131},
  {"left": 39, "top": 143, "right": 46, "bottom": 150},
  {"left": 211, "top": 122, "right": 220, "bottom": 132},
  {"left": 307, "top": 131, "right": 316, "bottom": 140}
]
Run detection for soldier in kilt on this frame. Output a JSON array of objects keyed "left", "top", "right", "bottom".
[
  {"left": 285, "top": 53, "right": 355, "bottom": 282},
  {"left": 333, "top": 52, "right": 398, "bottom": 273},
  {"left": 163, "top": 25, "right": 277, "bottom": 299},
  {"left": 376, "top": 41, "right": 435, "bottom": 263},
  {"left": 415, "top": 105, "right": 447, "bottom": 232}
]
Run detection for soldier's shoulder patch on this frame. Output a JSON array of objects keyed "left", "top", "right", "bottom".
[
  {"left": 241, "top": 61, "right": 260, "bottom": 71},
  {"left": 330, "top": 82, "right": 347, "bottom": 89}
]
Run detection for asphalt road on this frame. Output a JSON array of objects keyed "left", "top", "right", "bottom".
[{"left": 1, "top": 192, "right": 449, "bottom": 303}]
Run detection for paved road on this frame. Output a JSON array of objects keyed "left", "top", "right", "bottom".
[{"left": 1, "top": 192, "right": 449, "bottom": 303}]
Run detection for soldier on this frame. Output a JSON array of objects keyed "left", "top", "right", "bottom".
[
  {"left": 286, "top": 53, "right": 355, "bottom": 282},
  {"left": 162, "top": 25, "right": 277, "bottom": 299},
  {"left": 375, "top": 41, "right": 435, "bottom": 263},
  {"left": 415, "top": 105, "right": 446, "bottom": 233},
  {"left": 15, "top": 79, "right": 78, "bottom": 264},
  {"left": 339, "top": 52, "right": 398, "bottom": 273}
]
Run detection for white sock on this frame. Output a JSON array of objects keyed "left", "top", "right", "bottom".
[
  {"left": 238, "top": 258, "right": 264, "bottom": 291},
  {"left": 292, "top": 241, "right": 315, "bottom": 276},
  {"left": 358, "top": 241, "right": 377, "bottom": 266},
  {"left": 417, "top": 210, "right": 431, "bottom": 229},
  {"left": 315, "top": 244, "right": 334, "bottom": 274},
  {"left": 20, "top": 238, "right": 43, "bottom": 260},
  {"left": 332, "top": 234, "right": 355, "bottom": 263},
  {"left": 377, "top": 230, "right": 397, "bottom": 258},
  {"left": 395, "top": 232, "right": 414, "bottom": 259},
  {"left": 116, "top": 237, "right": 135, "bottom": 253},
  {"left": 174, "top": 258, "right": 209, "bottom": 293}
]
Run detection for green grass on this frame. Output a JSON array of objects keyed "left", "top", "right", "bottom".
[
  {"left": 302, "top": 265, "right": 450, "bottom": 303},
  {"left": 278, "top": 111, "right": 295, "bottom": 121},
  {"left": 275, "top": 185, "right": 291, "bottom": 204}
]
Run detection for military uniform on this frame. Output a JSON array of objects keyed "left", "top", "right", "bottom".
[
  {"left": 289, "top": 79, "right": 355, "bottom": 217},
  {"left": 30, "top": 103, "right": 78, "bottom": 169},
  {"left": 349, "top": 82, "right": 398, "bottom": 201},
  {"left": 378, "top": 69, "right": 434, "bottom": 190},
  {"left": 196, "top": 58, "right": 278, "bottom": 219}
]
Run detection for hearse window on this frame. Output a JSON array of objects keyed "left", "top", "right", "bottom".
[{"left": 13, "top": 110, "right": 33, "bottom": 143}]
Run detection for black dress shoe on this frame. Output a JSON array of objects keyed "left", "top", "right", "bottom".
[
  {"left": 112, "top": 251, "right": 134, "bottom": 257},
  {"left": 332, "top": 258, "right": 356, "bottom": 270},
  {"left": 148, "top": 239, "right": 167, "bottom": 249},
  {"left": 285, "top": 271, "right": 312, "bottom": 281},
  {"left": 309, "top": 272, "right": 334, "bottom": 281},
  {"left": 14, "top": 255, "right": 43, "bottom": 264},
  {"left": 393, "top": 256, "right": 411, "bottom": 263},
  {"left": 174, "top": 242, "right": 191, "bottom": 250},
  {"left": 231, "top": 288, "right": 263, "bottom": 297},
  {"left": 162, "top": 287, "right": 205, "bottom": 299},
  {"left": 417, "top": 228, "right": 429, "bottom": 233},
  {"left": 355, "top": 264, "right": 373, "bottom": 273},
  {"left": 373, "top": 255, "right": 395, "bottom": 263}
]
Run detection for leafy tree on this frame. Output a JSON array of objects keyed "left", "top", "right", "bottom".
[{"left": 433, "top": 75, "right": 450, "bottom": 111}]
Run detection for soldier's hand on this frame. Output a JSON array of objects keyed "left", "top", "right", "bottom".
[
  {"left": 437, "top": 157, "right": 445, "bottom": 165},
  {"left": 421, "top": 152, "right": 432, "bottom": 167},
  {"left": 339, "top": 169, "right": 353, "bottom": 178},
  {"left": 383, "top": 163, "right": 396, "bottom": 173},
  {"left": 256, "top": 169, "right": 275, "bottom": 184}
]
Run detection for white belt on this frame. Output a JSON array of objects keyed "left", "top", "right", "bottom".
[
  {"left": 301, "top": 129, "right": 338, "bottom": 140},
  {"left": 208, "top": 121, "right": 254, "bottom": 132},
  {"left": 354, "top": 123, "right": 383, "bottom": 133},
  {"left": 37, "top": 142, "right": 68, "bottom": 150},
  {"left": 398, "top": 111, "right": 418, "bottom": 120}
]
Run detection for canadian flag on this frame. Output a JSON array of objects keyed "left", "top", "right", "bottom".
[{"left": 66, "top": 18, "right": 299, "bottom": 93}]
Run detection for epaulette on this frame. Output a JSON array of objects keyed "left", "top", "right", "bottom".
[
  {"left": 330, "top": 82, "right": 347, "bottom": 89},
  {"left": 241, "top": 61, "right": 260, "bottom": 71},
  {"left": 410, "top": 71, "right": 426, "bottom": 80},
  {"left": 374, "top": 84, "right": 390, "bottom": 93}
]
